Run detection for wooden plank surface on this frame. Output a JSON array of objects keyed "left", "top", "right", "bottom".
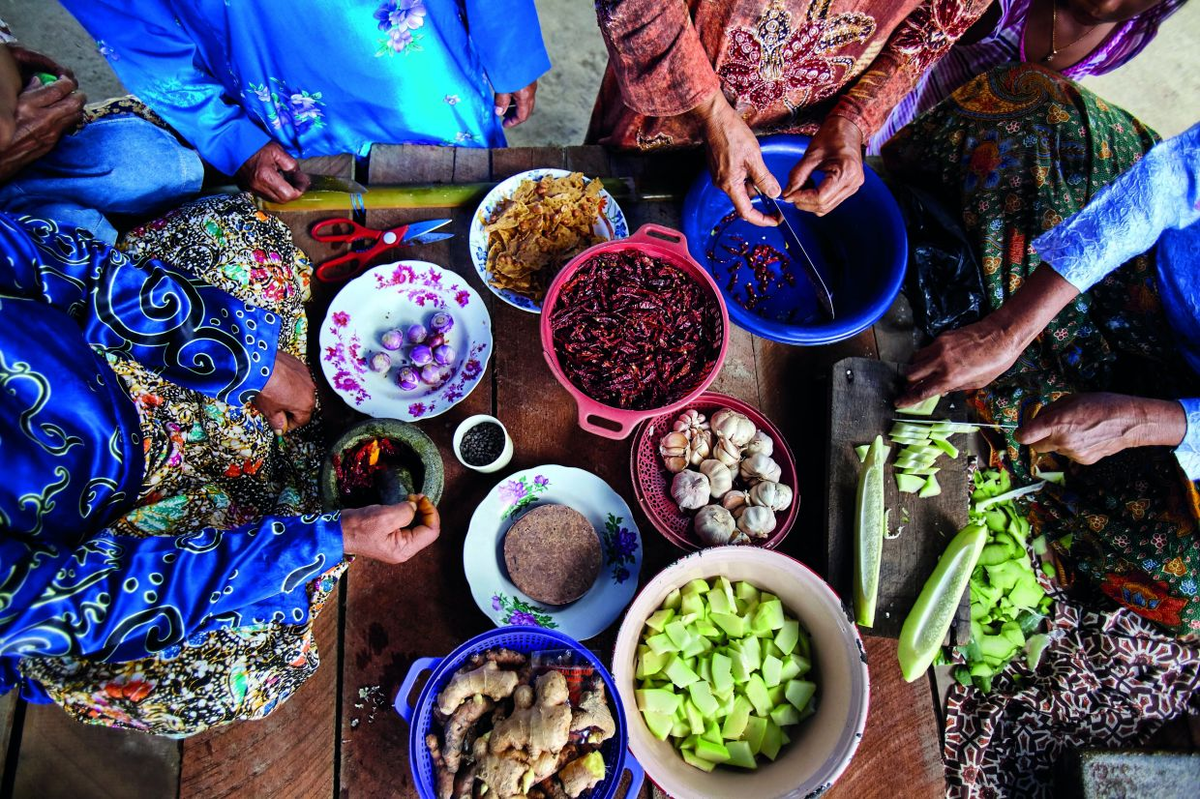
[
  {"left": 179, "top": 587, "right": 342, "bottom": 799},
  {"left": 826, "top": 357, "right": 970, "bottom": 640},
  {"left": 755, "top": 331, "right": 877, "bottom": 572},
  {"left": 0, "top": 692, "right": 16, "bottom": 785},
  {"left": 12, "top": 704, "right": 180, "bottom": 799},
  {"left": 337, "top": 144, "right": 498, "bottom": 798},
  {"left": 824, "top": 636, "right": 945, "bottom": 798}
]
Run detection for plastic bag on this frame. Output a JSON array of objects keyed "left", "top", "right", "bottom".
[
  {"left": 531, "top": 649, "right": 595, "bottom": 705},
  {"left": 889, "top": 183, "right": 985, "bottom": 337}
]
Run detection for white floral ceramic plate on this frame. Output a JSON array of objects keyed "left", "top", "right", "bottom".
[
  {"left": 469, "top": 168, "right": 629, "bottom": 314},
  {"left": 318, "top": 260, "right": 492, "bottom": 421},
  {"left": 464, "top": 465, "right": 643, "bottom": 640}
]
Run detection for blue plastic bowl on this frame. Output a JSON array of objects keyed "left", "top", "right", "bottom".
[
  {"left": 396, "top": 626, "right": 643, "bottom": 799},
  {"left": 682, "top": 135, "right": 907, "bottom": 346}
]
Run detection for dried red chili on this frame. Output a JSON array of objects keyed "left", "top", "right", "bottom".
[
  {"left": 549, "top": 249, "right": 722, "bottom": 411},
  {"left": 333, "top": 437, "right": 400, "bottom": 503}
]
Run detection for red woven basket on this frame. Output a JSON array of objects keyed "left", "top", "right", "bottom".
[{"left": 630, "top": 392, "right": 799, "bottom": 551}]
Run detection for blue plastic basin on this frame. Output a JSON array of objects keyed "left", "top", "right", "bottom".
[{"left": 682, "top": 135, "right": 907, "bottom": 346}]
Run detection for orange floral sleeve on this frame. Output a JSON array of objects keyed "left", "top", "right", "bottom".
[
  {"left": 832, "top": 0, "right": 990, "bottom": 136},
  {"left": 595, "top": 0, "right": 722, "bottom": 118}
]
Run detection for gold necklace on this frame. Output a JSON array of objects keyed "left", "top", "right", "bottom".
[{"left": 1044, "top": 1, "right": 1097, "bottom": 63}]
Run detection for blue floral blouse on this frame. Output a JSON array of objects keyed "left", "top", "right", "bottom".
[
  {"left": 1034, "top": 122, "right": 1200, "bottom": 479},
  {"left": 0, "top": 215, "right": 343, "bottom": 700},
  {"left": 61, "top": 0, "right": 551, "bottom": 174}
]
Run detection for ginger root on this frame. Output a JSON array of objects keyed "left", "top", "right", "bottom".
[
  {"left": 438, "top": 660, "right": 520, "bottom": 716},
  {"left": 569, "top": 679, "right": 615, "bottom": 744},
  {"left": 478, "top": 672, "right": 573, "bottom": 798},
  {"left": 444, "top": 695, "right": 494, "bottom": 774},
  {"left": 558, "top": 751, "right": 606, "bottom": 798},
  {"left": 426, "top": 733, "right": 456, "bottom": 799},
  {"left": 491, "top": 671, "right": 571, "bottom": 759}
]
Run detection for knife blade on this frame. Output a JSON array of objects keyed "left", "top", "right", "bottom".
[
  {"left": 757, "top": 192, "right": 835, "bottom": 320},
  {"left": 299, "top": 174, "right": 368, "bottom": 194}
]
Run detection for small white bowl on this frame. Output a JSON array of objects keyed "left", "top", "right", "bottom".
[
  {"left": 612, "top": 546, "right": 870, "bottom": 798},
  {"left": 453, "top": 414, "right": 514, "bottom": 473}
]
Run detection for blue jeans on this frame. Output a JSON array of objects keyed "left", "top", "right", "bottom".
[{"left": 0, "top": 113, "right": 204, "bottom": 244}]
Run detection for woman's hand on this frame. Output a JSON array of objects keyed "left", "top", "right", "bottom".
[
  {"left": 896, "top": 317, "right": 1024, "bottom": 407},
  {"left": 1016, "top": 393, "right": 1186, "bottom": 465},
  {"left": 0, "top": 76, "right": 85, "bottom": 182},
  {"left": 341, "top": 495, "right": 442, "bottom": 563},
  {"left": 253, "top": 351, "right": 316, "bottom": 434},
  {"left": 7, "top": 45, "right": 76, "bottom": 83},
  {"left": 783, "top": 114, "right": 864, "bottom": 216},
  {"left": 494, "top": 80, "right": 537, "bottom": 129},
  {"left": 691, "top": 90, "right": 780, "bottom": 227},
  {"left": 235, "top": 141, "right": 310, "bottom": 203}
]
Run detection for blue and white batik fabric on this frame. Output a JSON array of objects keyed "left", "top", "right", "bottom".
[{"left": 0, "top": 213, "right": 343, "bottom": 699}]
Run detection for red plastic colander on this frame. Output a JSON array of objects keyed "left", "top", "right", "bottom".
[
  {"left": 630, "top": 392, "right": 799, "bottom": 551},
  {"left": 539, "top": 224, "right": 730, "bottom": 440}
]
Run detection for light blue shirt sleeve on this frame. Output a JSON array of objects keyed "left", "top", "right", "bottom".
[
  {"left": 61, "top": 0, "right": 271, "bottom": 175},
  {"left": 1032, "top": 122, "right": 1200, "bottom": 292},
  {"left": 464, "top": 0, "right": 551, "bottom": 94},
  {"left": 1174, "top": 398, "right": 1200, "bottom": 482}
]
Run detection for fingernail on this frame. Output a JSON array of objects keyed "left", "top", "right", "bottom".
[{"left": 494, "top": 106, "right": 506, "bottom": 117}]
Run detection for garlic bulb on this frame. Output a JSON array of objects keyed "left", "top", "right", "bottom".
[
  {"left": 673, "top": 409, "right": 709, "bottom": 435},
  {"left": 688, "top": 428, "right": 713, "bottom": 466},
  {"left": 671, "top": 470, "right": 711, "bottom": 511},
  {"left": 721, "top": 489, "right": 750, "bottom": 512},
  {"left": 743, "top": 430, "right": 774, "bottom": 458},
  {"left": 740, "top": 453, "right": 782, "bottom": 484},
  {"left": 659, "top": 431, "right": 691, "bottom": 474},
  {"left": 750, "top": 481, "right": 793, "bottom": 512},
  {"left": 694, "top": 505, "right": 737, "bottom": 547},
  {"left": 712, "top": 436, "right": 741, "bottom": 468},
  {"left": 711, "top": 409, "right": 757, "bottom": 447},
  {"left": 730, "top": 530, "right": 752, "bottom": 546},
  {"left": 699, "top": 459, "right": 733, "bottom": 499},
  {"left": 737, "top": 505, "right": 777, "bottom": 539}
]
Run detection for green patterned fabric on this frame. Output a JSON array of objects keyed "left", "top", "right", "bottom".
[{"left": 883, "top": 63, "right": 1200, "bottom": 635}]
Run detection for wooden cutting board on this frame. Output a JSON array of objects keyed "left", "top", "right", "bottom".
[{"left": 826, "top": 357, "right": 971, "bottom": 642}]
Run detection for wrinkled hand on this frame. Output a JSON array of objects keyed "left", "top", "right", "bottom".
[
  {"left": 341, "top": 495, "right": 441, "bottom": 563},
  {"left": 783, "top": 115, "right": 865, "bottom": 216},
  {"left": 235, "top": 141, "right": 310, "bottom": 203},
  {"left": 896, "top": 317, "right": 1023, "bottom": 407},
  {"left": 1015, "top": 393, "right": 1186, "bottom": 465},
  {"left": 494, "top": 80, "right": 537, "bottom": 129},
  {"left": 253, "top": 351, "right": 316, "bottom": 434},
  {"left": 0, "top": 76, "right": 85, "bottom": 182},
  {"left": 7, "top": 44, "right": 76, "bottom": 83},
  {"left": 693, "top": 91, "right": 780, "bottom": 227}
]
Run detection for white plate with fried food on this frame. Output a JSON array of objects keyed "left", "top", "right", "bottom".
[{"left": 470, "top": 169, "right": 628, "bottom": 313}]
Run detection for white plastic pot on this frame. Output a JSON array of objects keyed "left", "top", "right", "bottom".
[{"left": 611, "top": 546, "right": 870, "bottom": 798}]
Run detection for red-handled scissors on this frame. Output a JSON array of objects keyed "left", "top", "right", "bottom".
[{"left": 311, "top": 217, "right": 453, "bottom": 283}]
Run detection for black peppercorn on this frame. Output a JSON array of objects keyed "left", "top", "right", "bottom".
[{"left": 460, "top": 422, "right": 505, "bottom": 466}]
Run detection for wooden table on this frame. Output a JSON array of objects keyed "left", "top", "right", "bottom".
[{"left": 0, "top": 146, "right": 944, "bottom": 799}]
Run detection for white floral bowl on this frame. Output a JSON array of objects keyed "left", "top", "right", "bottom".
[
  {"left": 469, "top": 168, "right": 629, "bottom": 313},
  {"left": 318, "top": 260, "right": 492, "bottom": 421},
  {"left": 463, "top": 464, "right": 642, "bottom": 640}
]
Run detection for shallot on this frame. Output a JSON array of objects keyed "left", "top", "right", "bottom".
[
  {"left": 410, "top": 344, "right": 433, "bottom": 366},
  {"left": 430, "top": 311, "right": 454, "bottom": 333},
  {"left": 380, "top": 329, "right": 405, "bottom": 351},
  {"left": 406, "top": 323, "right": 428, "bottom": 344},
  {"left": 433, "top": 344, "right": 456, "bottom": 366},
  {"left": 369, "top": 352, "right": 391, "bottom": 373},
  {"left": 397, "top": 367, "right": 420, "bottom": 391}
]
